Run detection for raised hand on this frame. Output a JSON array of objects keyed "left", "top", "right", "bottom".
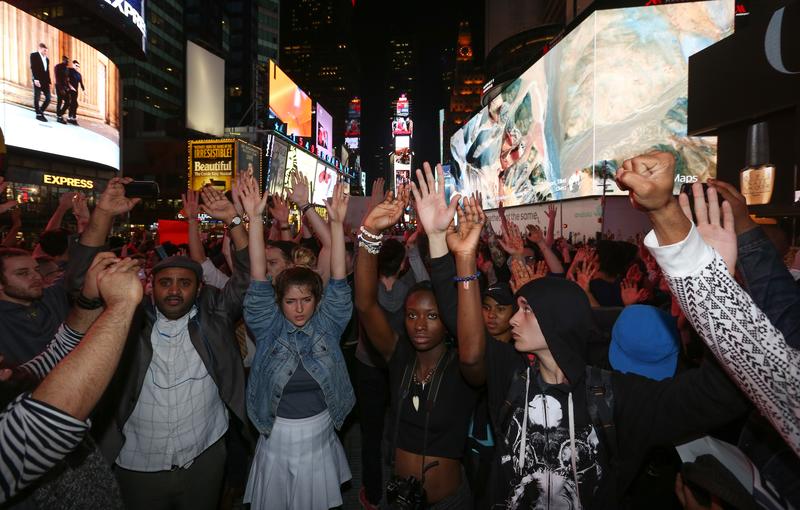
[
  {"left": 72, "top": 193, "right": 90, "bottom": 229},
  {"left": 58, "top": 191, "right": 78, "bottom": 210},
  {"left": 526, "top": 224, "right": 544, "bottom": 244},
  {"left": 289, "top": 172, "right": 311, "bottom": 206},
  {"left": 498, "top": 221, "right": 525, "bottom": 257},
  {"left": 268, "top": 194, "right": 290, "bottom": 224},
  {"left": 678, "top": 182, "right": 737, "bottom": 275},
  {"left": 97, "top": 177, "right": 141, "bottom": 216},
  {"left": 82, "top": 252, "right": 121, "bottom": 300},
  {"left": 326, "top": 182, "right": 349, "bottom": 224},
  {"left": 708, "top": 178, "right": 758, "bottom": 235},
  {"left": 362, "top": 185, "right": 409, "bottom": 234},
  {"left": 96, "top": 258, "right": 144, "bottom": 308},
  {"left": 615, "top": 152, "right": 676, "bottom": 212},
  {"left": 200, "top": 184, "right": 238, "bottom": 223},
  {"left": 620, "top": 278, "right": 648, "bottom": 306},
  {"left": 181, "top": 189, "right": 201, "bottom": 221},
  {"left": 239, "top": 175, "right": 268, "bottom": 218},
  {"left": 411, "top": 162, "right": 460, "bottom": 236},
  {"left": 369, "top": 177, "right": 386, "bottom": 210},
  {"left": 446, "top": 194, "right": 486, "bottom": 257},
  {"left": 231, "top": 174, "right": 245, "bottom": 218},
  {"left": 573, "top": 259, "right": 598, "bottom": 291},
  {"left": 545, "top": 204, "right": 557, "bottom": 221}
]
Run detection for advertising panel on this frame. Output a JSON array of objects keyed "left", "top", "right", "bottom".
[
  {"left": 312, "top": 162, "right": 337, "bottom": 205},
  {"left": 284, "top": 145, "right": 317, "bottom": 195},
  {"left": 236, "top": 140, "right": 262, "bottom": 191},
  {"left": 315, "top": 102, "right": 333, "bottom": 160},
  {"left": 90, "top": 0, "right": 147, "bottom": 54},
  {"left": 345, "top": 118, "right": 360, "bottom": 137},
  {"left": 187, "top": 41, "right": 225, "bottom": 137},
  {"left": 392, "top": 117, "right": 413, "bottom": 136},
  {"left": 188, "top": 140, "right": 235, "bottom": 191},
  {"left": 268, "top": 60, "right": 312, "bottom": 137},
  {"left": 449, "top": 0, "right": 734, "bottom": 209},
  {"left": 396, "top": 94, "right": 409, "bottom": 117},
  {"left": 0, "top": 2, "right": 121, "bottom": 169},
  {"left": 267, "top": 136, "right": 289, "bottom": 195},
  {"left": 345, "top": 137, "right": 360, "bottom": 150}
]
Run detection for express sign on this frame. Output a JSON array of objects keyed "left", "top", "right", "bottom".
[{"left": 43, "top": 174, "right": 95, "bottom": 189}]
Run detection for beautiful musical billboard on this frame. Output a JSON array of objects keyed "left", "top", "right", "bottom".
[
  {"left": 268, "top": 60, "right": 312, "bottom": 137},
  {"left": 449, "top": 0, "right": 735, "bottom": 209},
  {"left": 0, "top": 2, "right": 121, "bottom": 169}
]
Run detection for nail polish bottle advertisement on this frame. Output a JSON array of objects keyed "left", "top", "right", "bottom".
[{"left": 740, "top": 121, "right": 775, "bottom": 205}]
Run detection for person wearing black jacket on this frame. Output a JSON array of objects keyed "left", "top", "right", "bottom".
[
  {"left": 53, "top": 56, "right": 69, "bottom": 124},
  {"left": 67, "top": 61, "right": 85, "bottom": 125},
  {"left": 434, "top": 166, "right": 749, "bottom": 509},
  {"left": 29, "top": 43, "right": 51, "bottom": 121}
]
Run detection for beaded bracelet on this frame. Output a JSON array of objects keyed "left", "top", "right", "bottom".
[
  {"left": 358, "top": 233, "right": 382, "bottom": 255},
  {"left": 359, "top": 226, "right": 383, "bottom": 242},
  {"left": 453, "top": 271, "right": 481, "bottom": 289}
]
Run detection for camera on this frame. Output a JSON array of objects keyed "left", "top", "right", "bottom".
[{"left": 385, "top": 475, "right": 426, "bottom": 510}]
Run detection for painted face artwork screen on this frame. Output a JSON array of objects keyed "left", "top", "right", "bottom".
[{"left": 449, "top": 0, "right": 735, "bottom": 209}]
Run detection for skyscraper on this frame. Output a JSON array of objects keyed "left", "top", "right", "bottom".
[
  {"left": 280, "top": 0, "right": 360, "bottom": 148},
  {"left": 444, "top": 22, "right": 484, "bottom": 158}
]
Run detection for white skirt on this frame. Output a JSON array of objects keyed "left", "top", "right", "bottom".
[{"left": 244, "top": 410, "right": 352, "bottom": 510}]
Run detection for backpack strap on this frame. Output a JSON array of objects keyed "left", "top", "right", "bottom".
[
  {"left": 388, "top": 355, "right": 416, "bottom": 467},
  {"left": 585, "top": 365, "right": 618, "bottom": 461}
]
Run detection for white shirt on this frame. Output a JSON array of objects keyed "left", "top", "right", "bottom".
[
  {"left": 116, "top": 307, "right": 228, "bottom": 471},
  {"left": 38, "top": 52, "right": 47, "bottom": 76}
]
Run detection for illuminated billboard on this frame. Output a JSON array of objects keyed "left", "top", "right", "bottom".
[
  {"left": 284, "top": 145, "right": 318, "bottom": 196},
  {"left": 345, "top": 137, "right": 360, "bottom": 150},
  {"left": 315, "top": 103, "right": 333, "bottom": 160},
  {"left": 90, "top": 0, "right": 147, "bottom": 54},
  {"left": 0, "top": 2, "right": 121, "bottom": 169},
  {"left": 396, "top": 94, "right": 409, "bottom": 117},
  {"left": 187, "top": 41, "right": 225, "bottom": 137},
  {"left": 188, "top": 139, "right": 261, "bottom": 193},
  {"left": 392, "top": 117, "right": 413, "bottom": 136},
  {"left": 312, "top": 162, "right": 337, "bottom": 205},
  {"left": 449, "top": 0, "right": 734, "bottom": 209},
  {"left": 268, "top": 60, "right": 312, "bottom": 137},
  {"left": 266, "top": 135, "right": 289, "bottom": 195}
]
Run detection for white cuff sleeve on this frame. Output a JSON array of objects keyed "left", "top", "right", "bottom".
[
  {"left": 201, "top": 258, "right": 230, "bottom": 289},
  {"left": 643, "top": 224, "right": 715, "bottom": 278}
]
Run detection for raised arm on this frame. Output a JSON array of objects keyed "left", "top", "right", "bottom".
[
  {"left": 32, "top": 257, "right": 142, "bottom": 421},
  {"left": 545, "top": 203, "right": 557, "bottom": 246},
  {"left": 239, "top": 175, "right": 269, "bottom": 281},
  {"left": 450, "top": 195, "right": 488, "bottom": 386},
  {"left": 326, "top": 182, "right": 348, "bottom": 280},
  {"left": 354, "top": 186, "right": 409, "bottom": 361},
  {"left": 290, "top": 173, "right": 332, "bottom": 282},
  {"left": 411, "top": 162, "right": 461, "bottom": 333},
  {"left": 527, "top": 224, "right": 564, "bottom": 274},
  {"left": 182, "top": 189, "right": 205, "bottom": 264},
  {"left": 269, "top": 195, "right": 293, "bottom": 242}
]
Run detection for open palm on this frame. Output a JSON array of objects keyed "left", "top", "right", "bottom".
[
  {"left": 363, "top": 188, "right": 407, "bottom": 233},
  {"left": 446, "top": 195, "right": 485, "bottom": 256},
  {"left": 679, "top": 183, "right": 737, "bottom": 274},
  {"left": 412, "top": 162, "right": 459, "bottom": 235}
]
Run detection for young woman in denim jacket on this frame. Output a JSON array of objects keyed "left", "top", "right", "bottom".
[{"left": 239, "top": 176, "right": 354, "bottom": 510}]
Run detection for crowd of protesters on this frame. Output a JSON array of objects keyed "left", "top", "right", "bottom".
[{"left": 0, "top": 149, "right": 798, "bottom": 510}]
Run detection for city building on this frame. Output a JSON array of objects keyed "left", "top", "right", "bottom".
[
  {"left": 444, "top": 22, "right": 485, "bottom": 151},
  {"left": 280, "top": 0, "right": 359, "bottom": 149}
]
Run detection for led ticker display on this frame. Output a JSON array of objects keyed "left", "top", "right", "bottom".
[{"left": 268, "top": 60, "right": 312, "bottom": 137}]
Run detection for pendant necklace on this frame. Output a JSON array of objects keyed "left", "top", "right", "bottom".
[{"left": 411, "top": 365, "right": 437, "bottom": 412}]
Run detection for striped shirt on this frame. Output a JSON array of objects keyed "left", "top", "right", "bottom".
[{"left": 0, "top": 324, "right": 89, "bottom": 502}]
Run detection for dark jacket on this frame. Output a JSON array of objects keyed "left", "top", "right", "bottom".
[
  {"left": 29, "top": 52, "right": 50, "bottom": 86},
  {"left": 67, "top": 69, "right": 84, "bottom": 91},
  {"left": 736, "top": 227, "right": 800, "bottom": 349},
  {"left": 436, "top": 265, "right": 749, "bottom": 509},
  {"left": 54, "top": 62, "right": 68, "bottom": 89},
  {"left": 65, "top": 241, "right": 252, "bottom": 463}
]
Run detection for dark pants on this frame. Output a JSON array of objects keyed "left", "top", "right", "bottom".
[
  {"left": 33, "top": 85, "right": 50, "bottom": 114},
  {"left": 114, "top": 437, "right": 227, "bottom": 510},
  {"left": 56, "top": 87, "right": 69, "bottom": 116},
  {"left": 68, "top": 90, "right": 79, "bottom": 118},
  {"left": 356, "top": 359, "right": 389, "bottom": 505}
]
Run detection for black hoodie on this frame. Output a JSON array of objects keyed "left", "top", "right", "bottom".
[{"left": 483, "top": 277, "right": 748, "bottom": 509}]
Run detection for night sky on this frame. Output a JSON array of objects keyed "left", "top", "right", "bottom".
[{"left": 353, "top": 0, "right": 484, "bottom": 179}]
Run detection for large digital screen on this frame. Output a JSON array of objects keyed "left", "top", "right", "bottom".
[
  {"left": 315, "top": 103, "right": 333, "bottom": 161},
  {"left": 392, "top": 117, "right": 413, "bottom": 136},
  {"left": 312, "top": 162, "right": 337, "bottom": 205},
  {"left": 284, "top": 145, "right": 317, "bottom": 197},
  {"left": 0, "top": 2, "right": 121, "bottom": 169},
  {"left": 449, "top": 0, "right": 735, "bottom": 209},
  {"left": 188, "top": 139, "right": 235, "bottom": 191},
  {"left": 187, "top": 41, "right": 225, "bottom": 137},
  {"left": 89, "top": 0, "right": 147, "bottom": 54},
  {"left": 345, "top": 137, "right": 359, "bottom": 150},
  {"left": 269, "top": 60, "right": 312, "bottom": 137}
]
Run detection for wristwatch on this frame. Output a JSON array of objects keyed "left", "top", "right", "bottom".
[{"left": 227, "top": 215, "right": 243, "bottom": 230}]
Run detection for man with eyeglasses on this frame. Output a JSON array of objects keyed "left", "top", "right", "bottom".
[{"left": 67, "top": 60, "right": 85, "bottom": 126}]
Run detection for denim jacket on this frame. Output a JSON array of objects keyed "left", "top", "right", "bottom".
[
  {"left": 737, "top": 227, "right": 800, "bottom": 349},
  {"left": 244, "top": 278, "right": 355, "bottom": 436}
]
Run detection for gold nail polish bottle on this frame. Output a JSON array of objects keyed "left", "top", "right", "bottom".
[{"left": 740, "top": 121, "right": 775, "bottom": 205}]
